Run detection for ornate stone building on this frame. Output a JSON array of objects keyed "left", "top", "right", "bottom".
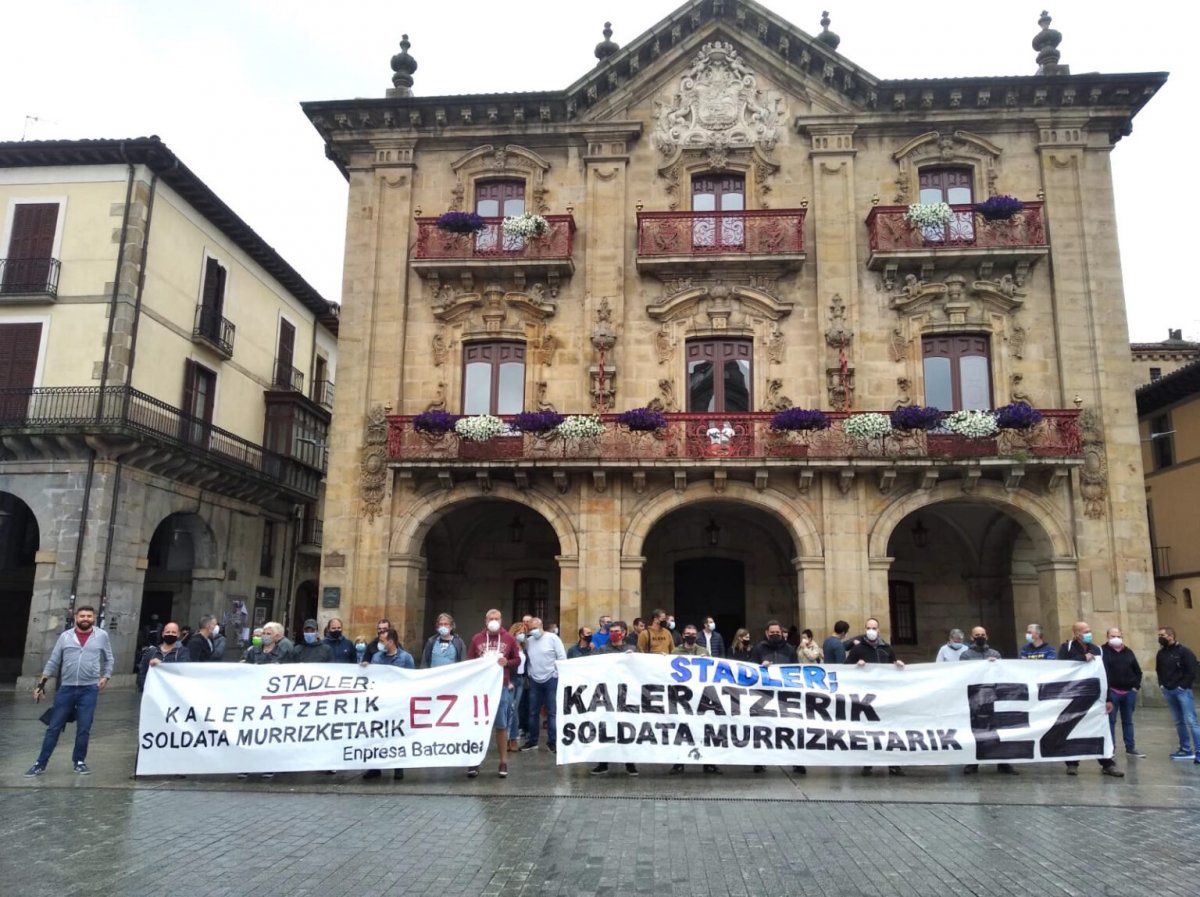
[{"left": 304, "top": 3, "right": 1163, "bottom": 660}]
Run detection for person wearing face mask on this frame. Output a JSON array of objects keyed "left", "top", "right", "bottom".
[
  {"left": 1155, "top": 627, "right": 1200, "bottom": 762},
  {"left": 797, "top": 629, "right": 822, "bottom": 664},
  {"left": 242, "top": 622, "right": 286, "bottom": 664},
  {"left": 669, "top": 625, "right": 720, "bottom": 774},
  {"left": 421, "top": 613, "right": 466, "bottom": 668},
  {"left": 959, "top": 626, "right": 1016, "bottom": 776},
  {"left": 322, "top": 617, "right": 358, "bottom": 663},
  {"left": 1019, "top": 623, "right": 1057, "bottom": 659},
  {"left": 731, "top": 628, "right": 753, "bottom": 661},
  {"left": 591, "top": 621, "right": 640, "bottom": 778},
  {"left": 136, "top": 620, "right": 191, "bottom": 692},
  {"left": 363, "top": 619, "right": 391, "bottom": 663},
  {"left": 520, "top": 617, "right": 566, "bottom": 753},
  {"left": 361, "top": 628, "right": 415, "bottom": 781},
  {"left": 567, "top": 627, "right": 595, "bottom": 659},
  {"left": 751, "top": 621, "right": 798, "bottom": 665},
  {"left": 286, "top": 619, "right": 334, "bottom": 663},
  {"left": 637, "top": 609, "right": 675, "bottom": 655},
  {"left": 509, "top": 622, "right": 530, "bottom": 751},
  {"left": 466, "top": 609, "right": 520, "bottom": 778},
  {"left": 936, "top": 629, "right": 969, "bottom": 663},
  {"left": 845, "top": 617, "right": 906, "bottom": 777},
  {"left": 666, "top": 614, "right": 681, "bottom": 646},
  {"left": 1059, "top": 621, "right": 1124, "bottom": 778},
  {"left": 698, "top": 617, "right": 726, "bottom": 658},
  {"left": 591, "top": 616, "right": 613, "bottom": 650},
  {"left": 185, "top": 614, "right": 218, "bottom": 663},
  {"left": 243, "top": 627, "right": 265, "bottom": 661},
  {"left": 1101, "top": 627, "right": 1145, "bottom": 759}
]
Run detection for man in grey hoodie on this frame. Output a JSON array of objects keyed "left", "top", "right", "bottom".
[{"left": 26, "top": 605, "right": 114, "bottom": 776}]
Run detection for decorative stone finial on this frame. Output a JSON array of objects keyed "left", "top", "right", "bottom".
[
  {"left": 816, "top": 11, "right": 840, "bottom": 51},
  {"left": 1032, "top": 11, "right": 1068, "bottom": 75},
  {"left": 594, "top": 22, "right": 619, "bottom": 60},
  {"left": 389, "top": 34, "right": 417, "bottom": 97}
]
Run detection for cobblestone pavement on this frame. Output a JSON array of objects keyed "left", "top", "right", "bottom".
[{"left": 1, "top": 691, "right": 1198, "bottom": 896}]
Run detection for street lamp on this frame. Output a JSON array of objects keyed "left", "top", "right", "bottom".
[
  {"left": 705, "top": 518, "right": 721, "bottom": 547},
  {"left": 509, "top": 515, "right": 525, "bottom": 543},
  {"left": 911, "top": 518, "right": 930, "bottom": 549}
]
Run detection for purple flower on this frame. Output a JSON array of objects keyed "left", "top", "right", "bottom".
[
  {"left": 434, "top": 211, "right": 487, "bottom": 234},
  {"left": 512, "top": 410, "right": 565, "bottom": 433},
  {"left": 769, "top": 408, "right": 830, "bottom": 431},
  {"left": 412, "top": 410, "right": 460, "bottom": 434},
  {"left": 616, "top": 407, "right": 668, "bottom": 431},
  {"left": 994, "top": 402, "right": 1043, "bottom": 430},
  {"left": 975, "top": 195, "right": 1024, "bottom": 222},
  {"left": 890, "top": 405, "right": 944, "bottom": 431}
]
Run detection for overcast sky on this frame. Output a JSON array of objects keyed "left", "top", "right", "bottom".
[{"left": 1, "top": 1, "right": 1193, "bottom": 341}]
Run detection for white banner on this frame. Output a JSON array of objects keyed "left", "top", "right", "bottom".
[
  {"left": 556, "top": 656, "right": 1112, "bottom": 767},
  {"left": 137, "top": 658, "right": 503, "bottom": 775}
]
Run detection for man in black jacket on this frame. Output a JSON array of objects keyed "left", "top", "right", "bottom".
[
  {"left": 185, "top": 615, "right": 216, "bottom": 663},
  {"left": 1059, "top": 621, "right": 1123, "bottom": 778},
  {"left": 845, "top": 617, "right": 906, "bottom": 776},
  {"left": 749, "top": 621, "right": 805, "bottom": 776},
  {"left": 287, "top": 619, "right": 334, "bottom": 663},
  {"left": 322, "top": 618, "right": 358, "bottom": 663},
  {"left": 591, "top": 622, "right": 638, "bottom": 777},
  {"left": 1101, "top": 626, "right": 1144, "bottom": 758},
  {"left": 1156, "top": 627, "right": 1200, "bottom": 762}
]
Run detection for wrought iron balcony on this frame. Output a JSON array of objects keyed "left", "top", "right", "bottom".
[
  {"left": 635, "top": 209, "right": 806, "bottom": 274},
  {"left": 312, "top": 378, "right": 335, "bottom": 409},
  {"left": 0, "top": 257, "right": 61, "bottom": 301},
  {"left": 273, "top": 361, "right": 304, "bottom": 393},
  {"left": 0, "top": 386, "right": 319, "bottom": 500},
  {"left": 300, "top": 516, "right": 324, "bottom": 549},
  {"left": 412, "top": 215, "right": 576, "bottom": 289},
  {"left": 865, "top": 202, "right": 1048, "bottom": 286},
  {"left": 385, "top": 410, "right": 1082, "bottom": 467},
  {"left": 1152, "top": 545, "right": 1171, "bottom": 578},
  {"left": 192, "top": 304, "right": 235, "bottom": 358}
]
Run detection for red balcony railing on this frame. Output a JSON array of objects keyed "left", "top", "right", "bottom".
[
  {"left": 413, "top": 215, "right": 575, "bottom": 261},
  {"left": 867, "top": 203, "right": 1046, "bottom": 253},
  {"left": 636, "top": 209, "right": 806, "bottom": 258},
  {"left": 385, "top": 410, "right": 1081, "bottom": 463}
]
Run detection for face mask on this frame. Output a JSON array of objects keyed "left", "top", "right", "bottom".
[
  {"left": 437, "top": 626, "right": 451, "bottom": 637},
  {"left": 973, "top": 636, "right": 987, "bottom": 648},
  {"left": 683, "top": 635, "right": 697, "bottom": 645},
  {"left": 768, "top": 635, "right": 783, "bottom": 646},
  {"left": 355, "top": 642, "right": 366, "bottom": 653},
  {"left": 529, "top": 629, "right": 543, "bottom": 640},
  {"left": 487, "top": 620, "right": 501, "bottom": 633},
  {"left": 948, "top": 643, "right": 964, "bottom": 650},
  {"left": 211, "top": 624, "right": 220, "bottom": 637},
  {"left": 601, "top": 622, "right": 611, "bottom": 632},
  {"left": 667, "top": 621, "right": 675, "bottom": 630},
  {"left": 162, "top": 634, "right": 179, "bottom": 645},
  {"left": 865, "top": 628, "right": 879, "bottom": 641},
  {"left": 252, "top": 635, "right": 263, "bottom": 647},
  {"left": 1081, "top": 632, "right": 1093, "bottom": 644},
  {"left": 706, "top": 622, "right": 715, "bottom": 631},
  {"left": 304, "top": 633, "right": 318, "bottom": 645},
  {"left": 262, "top": 635, "right": 274, "bottom": 647},
  {"left": 329, "top": 630, "right": 342, "bottom": 639},
  {"left": 1025, "top": 633, "right": 1035, "bottom": 643},
  {"left": 516, "top": 633, "right": 527, "bottom": 643},
  {"left": 1108, "top": 637, "right": 1124, "bottom": 648},
  {"left": 1159, "top": 636, "right": 1171, "bottom": 648}
]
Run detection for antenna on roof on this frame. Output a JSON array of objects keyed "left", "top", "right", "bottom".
[{"left": 21, "top": 115, "right": 44, "bottom": 141}]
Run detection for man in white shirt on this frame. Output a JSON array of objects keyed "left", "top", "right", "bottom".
[{"left": 519, "top": 616, "right": 566, "bottom": 753}]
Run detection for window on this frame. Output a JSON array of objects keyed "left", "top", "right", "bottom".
[
  {"left": 1151, "top": 413, "right": 1174, "bottom": 470},
  {"left": 196, "top": 257, "right": 227, "bottom": 342},
  {"left": 692, "top": 173, "right": 745, "bottom": 249},
  {"left": 274, "top": 319, "right": 298, "bottom": 390},
  {"left": 260, "top": 520, "right": 276, "bottom": 577},
  {"left": 0, "top": 322, "right": 42, "bottom": 419},
  {"left": 2, "top": 202, "right": 58, "bottom": 294},
  {"left": 888, "top": 581, "right": 917, "bottom": 646},
  {"left": 475, "top": 180, "right": 525, "bottom": 252},
  {"left": 922, "top": 335, "right": 991, "bottom": 411},
  {"left": 687, "top": 339, "right": 752, "bottom": 413},
  {"left": 918, "top": 167, "right": 974, "bottom": 243},
  {"left": 462, "top": 341, "right": 525, "bottom": 415},
  {"left": 180, "top": 359, "right": 216, "bottom": 447},
  {"left": 513, "top": 577, "right": 549, "bottom": 622},
  {"left": 1149, "top": 367, "right": 1162, "bottom": 382}
]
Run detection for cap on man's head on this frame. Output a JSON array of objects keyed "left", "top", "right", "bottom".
[{"left": 303, "top": 618, "right": 319, "bottom": 631}]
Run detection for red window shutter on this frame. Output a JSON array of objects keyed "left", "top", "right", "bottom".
[
  {"left": 0, "top": 323, "right": 42, "bottom": 389},
  {"left": 6, "top": 203, "right": 58, "bottom": 259}
]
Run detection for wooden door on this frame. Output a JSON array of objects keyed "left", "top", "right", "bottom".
[
  {"left": 3, "top": 203, "right": 57, "bottom": 293},
  {"left": 0, "top": 323, "right": 42, "bottom": 419}
]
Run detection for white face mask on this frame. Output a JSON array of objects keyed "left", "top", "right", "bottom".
[
  {"left": 211, "top": 624, "right": 219, "bottom": 637},
  {"left": 486, "top": 619, "right": 501, "bottom": 633},
  {"left": 705, "top": 622, "right": 715, "bottom": 631},
  {"left": 1109, "top": 637, "right": 1124, "bottom": 648},
  {"left": 528, "top": 629, "right": 542, "bottom": 640},
  {"left": 667, "top": 620, "right": 675, "bottom": 630},
  {"left": 865, "top": 628, "right": 879, "bottom": 641},
  {"left": 437, "top": 626, "right": 451, "bottom": 637}
]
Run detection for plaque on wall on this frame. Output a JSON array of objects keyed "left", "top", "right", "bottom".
[{"left": 322, "top": 587, "right": 342, "bottom": 609}]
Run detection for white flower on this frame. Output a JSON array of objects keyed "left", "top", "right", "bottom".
[
  {"left": 501, "top": 213, "right": 549, "bottom": 238},
  {"left": 454, "top": 415, "right": 507, "bottom": 442},
  {"left": 843, "top": 413, "right": 892, "bottom": 440},
  {"left": 943, "top": 410, "right": 999, "bottom": 438},
  {"left": 904, "top": 202, "right": 953, "bottom": 228},
  {"left": 556, "top": 415, "right": 605, "bottom": 440}
]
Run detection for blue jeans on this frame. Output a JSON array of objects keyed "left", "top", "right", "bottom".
[
  {"left": 1162, "top": 686, "right": 1200, "bottom": 754},
  {"left": 507, "top": 678, "right": 525, "bottom": 740},
  {"left": 1108, "top": 689, "right": 1138, "bottom": 751},
  {"left": 37, "top": 685, "right": 99, "bottom": 766},
  {"left": 525, "top": 676, "right": 558, "bottom": 746}
]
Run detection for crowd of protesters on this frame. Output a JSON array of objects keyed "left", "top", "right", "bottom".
[{"left": 23, "top": 604, "right": 1200, "bottom": 784}]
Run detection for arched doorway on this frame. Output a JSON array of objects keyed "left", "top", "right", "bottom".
[
  {"left": 140, "top": 512, "right": 217, "bottom": 657},
  {"left": 292, "top": 580, "right": 318, "bottom": 640},
  {"left": 641, "top": 500, "right": 800, "bottom": 641},
  {"left": 0, "top": 491, "right": 38, "bottom": 681},
  {"left": 422, "top": 499, "right": 563, "bottom": 636}
]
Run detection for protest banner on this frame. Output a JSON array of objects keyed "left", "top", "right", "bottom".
[
  {"left": 136, "top": 657, "right": 503, "bottom": 775},
  {"left": 556, "top": 655, "right": 1112, "bottom": 767}
]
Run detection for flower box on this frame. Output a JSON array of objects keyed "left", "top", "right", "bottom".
[
  {"left": 927, "top": 433, "right": 998, "bottom": 458},
  {"left": 975, "top": 195, "right": 1024, "bottom": 222},
  {"left": 435, "top": 211, "right": 487, "bottom": 234}
]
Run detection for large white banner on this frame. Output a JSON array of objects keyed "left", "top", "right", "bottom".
[
  {"left": 557, "top": 656, "right": 1112, "bottom": 767},
  {"left": 137, "top": 658, "right": 503, "bottom": 775}
]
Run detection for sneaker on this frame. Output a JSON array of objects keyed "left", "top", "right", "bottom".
[
  {"left": 998, "top": 764, "right": 1019, "bottom": 775},
  {"left": 23, "top": 764, "right": 45, "bottom": 778},
  {"left": 393, "top": 769, "right": 404, "bottom": 780},
  {"left": 1194, "top": 756, "right": 1200, "bottom": 765},
  {"left": 887, "top": 766, "right": 905, "bottom": 776},
  {"left": 753, "top": 765, "right": 765, "bottom": 773},
  {"left": 669, "top": 764, "right": 684, "bottom": 775},
  {"left": 498, "top": 762, "right": 508, "bottom": 778},
  {"left": 861, "top": 766, "right": 873, "bottom": 776},
  {"left": 362, "top": 769, "right": 382, "bottom": 780},
  {"left": 1126, "top": 749, "right": 1146, "bottom": 758},
  {"left": 625, "top": 764, "right": 639, "bottom": 776},
  {"left": 590, "top": 763, "right": 609, "bottom": 775},
  {"left": 1170, "top": 750, "right": 1193, "bottom": 760},
  {"left": 260, "top": 773, "right": 275, "bottom": 780},
  {"left": 1101, "top": 766, "right": 1125, "bottom": 778},
  {"left": 547, "top": 743, "right": 556, "bottom": 754},
  {"left": 466, "top": 766, "right": 480, "bottom": 778},
  {"left": 963, "top": 765, "right": 980, "bottom": 775},
  {"left": 703, "top": 765, "right": 722, "bottom": 775},
  {"left": 792, "top": 765, "right": 807, "bottom": 775},
  {"left": 73, "top": 762, "right": 91, "bottom": 776},
  {"left": 518, "top": 742, "right": 538, "bottom": 752},
  {"left": 1065, "top": 766, "right": 1078, "bottom": 776},
  {"left": 236, "top": 772, "right": 249, "bottom": 780}
]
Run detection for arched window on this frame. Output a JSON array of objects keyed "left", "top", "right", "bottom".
[{"left": 919, "top": 167, "right": 974, "bottom": 243}]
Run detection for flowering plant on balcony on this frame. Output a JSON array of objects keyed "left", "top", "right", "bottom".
[
  {"left": 975, "top": 195, "right": 1024, "bottom": 222},
  {"left": 943, "top": 409, "right": 999, "bottom": 438},
  {"left": 616, "top": 407, "right": 668, "bottom": 432},
  {"left": 512, "top": 410, "right": 565, "bottom": 434},
  {"left": 434, "top": 211, "right": 487, "bottom": 234},
  {"left": 890, "top": 405, "right": 945, "bottom": 431},
  {"left": 556, "top": 415, "right": 605, "bottom": 440},
  {"left": 994, "top": 402, "right": 1043, "bottom": 430},
  {"left": 769, "top": 408, "right": 830, "bottom": 432},
  {"left": 904, "top": 202, "right": 953, "bottom": 228},
  {"left": 843, "top": 413, "right": 892, "bottom": 440},
  {"left": 412, "top": 410, "right": 460, "bottom": 434},
  {"left": 454, "top": 414, "right": 507, "bottom": 442},
  {"left": 501, "top": 213, "right": 549, "bottom": 239}
]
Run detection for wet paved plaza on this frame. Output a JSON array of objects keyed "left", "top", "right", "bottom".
[{"left": 2, "top": 690, "right": 1198, "bottom": 896}]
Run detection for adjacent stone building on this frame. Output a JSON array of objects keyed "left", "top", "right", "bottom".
[
  {"left": 1131, "top": 328, "right": 1199, "bottom": 388},
  {"left": 303, "top": 3, "right": 1163, "bottom": 661},
  {"left": 0, "top": 137, "right": 337, "bottom": 684}
]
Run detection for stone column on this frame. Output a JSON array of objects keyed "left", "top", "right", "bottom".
[
  {"left": 795, "top": 556, "right": 827, "bottom": 632},
  {"left": 386, "top": 553, "right": 427, "bottom": 650},
  {"left": 1034, "top": 557, "right": 1081, "bottom": 647},
  {"left": 619, "top": 555, "right": 646, "bottom": 626},
  {"left": 1010, "top": 573, "right": 1041, "bottom": 635},
  {"left": 866, "top": 555, "right": 895, "bottom": 633},
  {"left": 823, "top": 476, "right": 873, "bottom": 623},
  {"left": 556, "top": 554, "right": 580, "bottom": 634}
]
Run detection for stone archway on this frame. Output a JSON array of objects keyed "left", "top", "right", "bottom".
[
  {"left": 0, "top": 491, "right": 39, "bottom": 681},
  {"left": 141, "top": 512, "right": 221, "bottom": 651}
]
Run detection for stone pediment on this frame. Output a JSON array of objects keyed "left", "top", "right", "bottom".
[
  {"left": 647, "top": 278, "right": 793, "bottom": 326},
  {"left": 432, "top": 283, "right": 557, "bottom": 335},
  {"left": 890, "top": 272, "right": 1024, "bottom": 325}
]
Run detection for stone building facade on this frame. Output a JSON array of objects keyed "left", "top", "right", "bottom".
[
  {"left": 1131, "top": 329, "right": 1199, "bottom": 388},
  {"left": 304, "top": 3, "right": 1163, "bottom": 661},
  {"left": 0, "top": 138, "right": 337, "bottom": 683}
]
